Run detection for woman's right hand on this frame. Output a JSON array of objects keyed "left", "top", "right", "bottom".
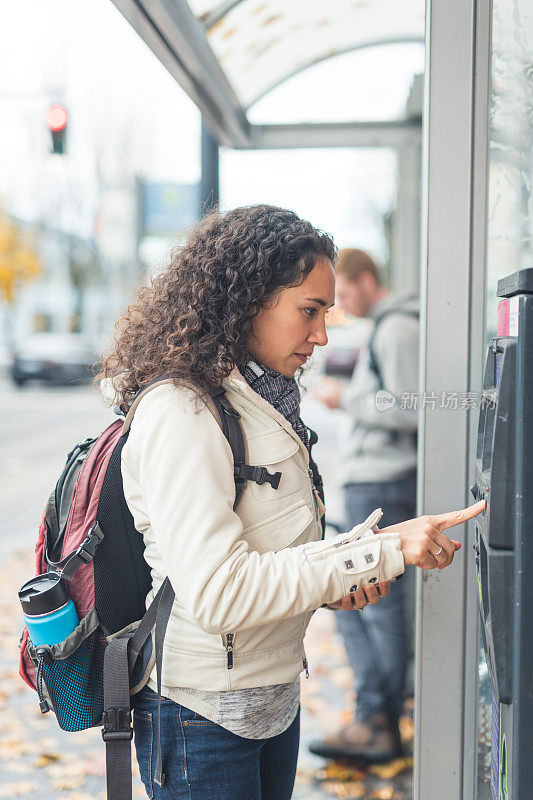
[{"left": 380, "top": 500, "right": 485, "bottom": 570}]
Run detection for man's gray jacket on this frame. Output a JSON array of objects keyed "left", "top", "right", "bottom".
[{"left": 339, "top": 291, "right": 419, "bottom": 485}]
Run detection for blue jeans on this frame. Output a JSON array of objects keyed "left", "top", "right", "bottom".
[
  {"left": 336, "top": 471, "right": 416, "bottom": 723},
  {"left": 132, "top": 685, "right": 300, "bottom": 799}
]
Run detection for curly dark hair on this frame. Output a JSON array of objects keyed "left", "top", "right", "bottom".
[{"left": 95, "top": 204, "right": 336, "bottom": 407}]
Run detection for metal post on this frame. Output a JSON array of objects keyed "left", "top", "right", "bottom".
[
  {"left": 462, "top": 4, "right": 491, "bottom": 797},
  {"left": 200, "top": 118, "right": 219, "bottom": 213},
  {"left": 392, "top": 140, "right": 422, "bottom": 293},
  {"left": 391, "top": 74, "right": 423, "bottom": 293},
  {"left": 414, "top": 0, "right": 490, "bottom": 798}
]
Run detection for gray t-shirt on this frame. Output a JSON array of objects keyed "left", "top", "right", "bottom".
[{"left": 147, "top": 678, "right": 300, "bottom": 739}]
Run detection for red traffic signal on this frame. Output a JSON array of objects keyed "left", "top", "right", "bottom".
[{"left": 45, "top": 105, "right": 68, "bottom": 154}]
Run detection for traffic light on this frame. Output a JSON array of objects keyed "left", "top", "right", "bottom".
[{"left": 45, "top": 104, "right": 68, "bottom": 154}]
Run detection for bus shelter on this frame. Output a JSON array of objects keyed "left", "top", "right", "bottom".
[{"left": 109, "top": 1, "right": 533, "bottom": 798}]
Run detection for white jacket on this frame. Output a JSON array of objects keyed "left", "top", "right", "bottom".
[{"left": 120, "top": 369, "right": 405, "bottom": 691}]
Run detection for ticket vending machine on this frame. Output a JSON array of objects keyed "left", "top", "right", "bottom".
[{"left": 472, "top": 268, "right": 533, "bottom": 799}]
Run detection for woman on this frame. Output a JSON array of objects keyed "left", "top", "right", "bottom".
[{"left": 97, "top": 205, "right": 483, "bottom": 800}]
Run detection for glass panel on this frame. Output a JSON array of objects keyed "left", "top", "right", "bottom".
[
  {"left": 195, "top": 0, "right": 425, "bottom": 108},
  {"left": 485, "top": 0, "right": 533, "bottom": 341},
  {"left": 248, "top": 43, "right": 425, "bottom": 124},
  {"left": 477, "top": 1, "right": 533, "bottom": 796}
]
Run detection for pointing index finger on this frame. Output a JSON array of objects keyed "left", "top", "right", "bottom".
[{"left": 434, "top": 500, "right": 486, "bottom": 531}]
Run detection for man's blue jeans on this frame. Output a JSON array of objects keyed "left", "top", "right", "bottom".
[
  {"left": 132, "top": 685, "right": 300, "bottom": 799},
  {"left": 336, "top": 471, "right": 416, "bottom": 724}
]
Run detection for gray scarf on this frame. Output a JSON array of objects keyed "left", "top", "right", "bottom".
[{"left": 242, "top": 360, "right": 309, "bottom": 451}]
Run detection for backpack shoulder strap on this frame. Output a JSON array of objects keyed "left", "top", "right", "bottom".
[
  {"left": 209, "top": 388, "right": 282, "bottom": 504},
  {"left": 367, "top": 304, "right": 419, "bottom": 391},
  {"left": 209, "top": 388, "right": 247, "bottom": 506}
]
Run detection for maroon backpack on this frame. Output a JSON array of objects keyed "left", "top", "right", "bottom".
[{"left": 18, "top": 378, "right": 271, "bottom": 800}]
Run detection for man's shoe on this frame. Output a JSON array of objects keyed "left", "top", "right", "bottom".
[{"left": 308, "top": 712, "right": 403, "bottom": 762}]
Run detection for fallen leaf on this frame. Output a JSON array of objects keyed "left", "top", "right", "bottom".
[
  {"left": 321, "top": 780, "right": 365, "bottom": 798},
  {"left": 35, "top": 751, "right": 61, "bottom": 767},
  {"left": 368, "top": 756, "right": 413, "bottom": 779},
  {"left": 371, "top": 787, "right": 395, "bottom": 799},
  {"left": 399, "top": 715, "right": 414, "bottom": 743},
  {"left": 316, "top": 763, "right": 366, "bottom": 782}
]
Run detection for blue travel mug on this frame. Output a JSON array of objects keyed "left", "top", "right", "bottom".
[{"left": 19, "top": 572, "right": 79, "bottom": 648}]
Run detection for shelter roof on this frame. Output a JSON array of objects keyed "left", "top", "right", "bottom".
[{"left": 111, "top": 0, "right": 424, "bottom": 146}]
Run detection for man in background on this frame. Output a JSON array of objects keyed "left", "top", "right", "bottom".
[{"left": 311, "top": 248, "right": 419, "bottom": 761}]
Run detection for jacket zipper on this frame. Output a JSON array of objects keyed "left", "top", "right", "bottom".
[
  {"left": 225, "top": 633, "right": 234, "bottom": 670},
  {"left": 301, "top": 613, "right": 311, "bottom": 678},
  {"left": 308, "top": 469, "right": 319, "bottom": 519}
]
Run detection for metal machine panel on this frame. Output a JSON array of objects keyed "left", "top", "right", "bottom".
[{"left": 473, "top": 267, "right": 533, "bottom": 799}]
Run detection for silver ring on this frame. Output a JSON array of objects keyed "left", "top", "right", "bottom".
[{"left": 435, "top": 547, "right": 443, "bottom": 557}]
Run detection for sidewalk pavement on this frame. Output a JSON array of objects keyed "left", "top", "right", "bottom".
[{"left": 1, "top": 540, "right": 412, "bottom": 800}]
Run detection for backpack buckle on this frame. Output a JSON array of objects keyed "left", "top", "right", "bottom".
[
  {"left": 253, "top": 466, "right": 282, "bottom": 490},
  {"left": 76, "top": 522, "right": 104, "bottom": 563},
  {"left": 234, "top": 464, "right": 281, "bottom": 490},
  {"left": 101, "top": 707, "right": 133, "bottom": 741}
]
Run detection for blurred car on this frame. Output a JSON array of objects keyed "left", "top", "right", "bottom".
[
  {"left": 0, "top": 342, "right": 10, "bottom": 378},
  {"left": 323, "top": 320, "right": 371, "bottom": 378},
  {"left": 10, "top": 333, "right": 99, "bottom": 387}
]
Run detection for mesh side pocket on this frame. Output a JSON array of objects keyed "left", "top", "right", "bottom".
[
  {"left": 42, "top": 627, "right": 106, "bottom": 731},
  {"left": 27, "top": 608, "right": 105, "bottom": 733}
]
